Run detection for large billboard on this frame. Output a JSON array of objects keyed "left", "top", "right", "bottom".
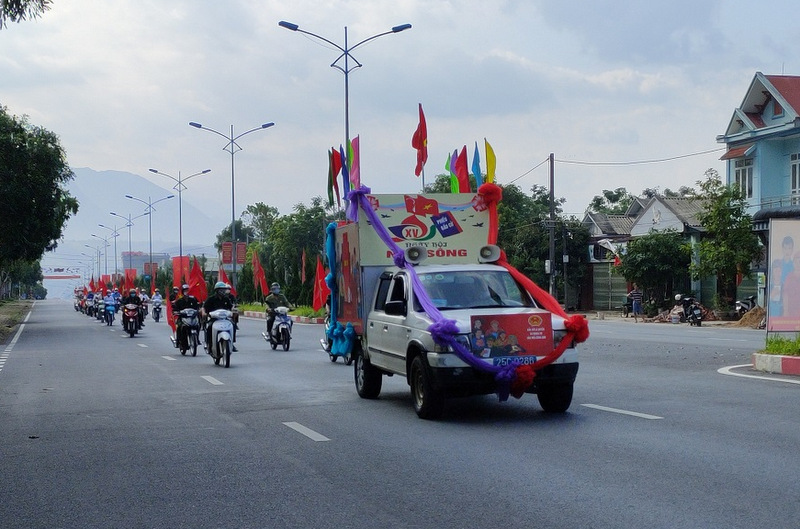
[{"left": 767, "top": 218, "right": 800, "bottom": 332}]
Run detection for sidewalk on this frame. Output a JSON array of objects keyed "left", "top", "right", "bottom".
[{"left": 242, "top": 310, "right": 324, "bottom": 324}]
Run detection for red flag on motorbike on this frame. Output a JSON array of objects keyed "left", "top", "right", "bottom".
[
  {"left": 312, "top": 256, "right": 331, "bottom": 312},
  {"left": 89, "top": 276, "right": 96, "bottom": 292},
  {"left": 218, "top": 266, "right": 237, "bottom": 297},
  {"left": 124, "top": 268, "right": 137, "bottom": 292},
  {"left": 188, "top": 259, "right": 207, "bottom": 303},
  {"left": 166, "top": 295, "right": 176, "bottom": 332}
]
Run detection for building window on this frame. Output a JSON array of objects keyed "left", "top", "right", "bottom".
[
  {"left": 791, "top": 154, "right": 800, "bottom": 204},
  {"left": 734, "top": 158, "right": 753, "bottom": 199}
]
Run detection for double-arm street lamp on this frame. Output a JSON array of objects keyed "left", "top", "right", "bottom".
[
  {"left": 278, "top": 20, "right": 411, "bottom": 149},
  {"left": 125, "top": 194, "right": 174, "bottom": 293},
  {"left": 80, "top": 251, "right": 96, "bottom": 283},
  {"left": 97, "top": 224, "right": 121, "bottom": 279},
  {"left": 83, "top": 244, "right": 102, "bottom": 280},
  {"left": 148, "top": 168, "right": 211, "bottom": 285},
  {"left": 109, "top": 211, "right": 150, "bottom": 271},
  {"left": 189, "top": 121, "right": 274, "bottom": 290}
]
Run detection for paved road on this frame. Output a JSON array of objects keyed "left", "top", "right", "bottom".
[{"left": 1, "top": 301, "right": 797, "bottom": 528}]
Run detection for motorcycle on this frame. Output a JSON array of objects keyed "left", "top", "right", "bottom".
[
  {"left": 263, "top": 306, "right": 292, "bottom": 351},
  {"left": 104, "top": 301, "right": 115, "bottom": 326},
  {"left": 85, "top": 297, "right": 95, "bottom": 317},
  {"left": 96, "top": 298, "right": 106, "bottom": 322},
  {"left": 206, "top": 309, "right": 234, "bottom": 367},
  {"left": 152, "top": 298, "right": 162, "bottom": 323},
  {"left": 735, "top": 295, "right": 757, "bottom": 318},
  {"left": 122, "top": 303, "right": 140, "bottom": 337},
  {"left": 676, "top": 294, "right": 703, "bottom": 326},
  {"left": 176, "top": 308, "right": 200, "bottom": 357}
]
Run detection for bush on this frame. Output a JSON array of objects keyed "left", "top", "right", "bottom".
[{"left": 763, "top": 335, "right": 800, "bottom": 356}]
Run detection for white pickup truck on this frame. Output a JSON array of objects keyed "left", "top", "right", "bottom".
[{"left": 327, "top": 192, "right": 580, "bottom": 419}]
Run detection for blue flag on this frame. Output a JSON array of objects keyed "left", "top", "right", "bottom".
[{"left": 472, "top": 141, "right": 482, "bottom": 187}]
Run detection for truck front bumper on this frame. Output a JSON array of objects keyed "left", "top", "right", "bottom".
[{"left": 424, "top": 352, "right": 579, "bottom": 397}]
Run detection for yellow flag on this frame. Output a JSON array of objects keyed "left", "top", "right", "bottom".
[{"left": 484, "top": 138, "right": 496, "bottom": 183}]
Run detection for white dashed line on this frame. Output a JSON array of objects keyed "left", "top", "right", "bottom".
[
  {"left": 201, "top": 376, "right": 224, "bottom": 386},
  {"left": 581, "top": 404, "right": 663, "bottom": 420},
  {"left": 283, "top": 422, "right": 330, "bottom": 442},
  {"left": 162, "top": 356, "right": 176, "bottom": 361},
  {"left": 137, "top": 343, "right": 148, "bottom": 348}
]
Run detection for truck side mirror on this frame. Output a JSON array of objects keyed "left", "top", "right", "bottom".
[{"left": 384, "top": 300, "right": 407, "bottom": 316}]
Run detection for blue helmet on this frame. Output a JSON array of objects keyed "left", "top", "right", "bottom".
[{"left": 214, "top": 281, "right": 227, "bottom": 291}]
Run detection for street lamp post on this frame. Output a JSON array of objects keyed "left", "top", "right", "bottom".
[
  {"left": 97, "top": 224, "right": 121, "bottom": 279},
  {"left": 189, "top": 121, "right": 274, "bottom": 290},
  {"left": 110, "top": 211, "right": 150, "bottom": 271},
  {"left": 148, "top": 168, "right": 211, "bottom": 285},
  {"left": 90, "top": 234, "right": 111, "bottom": 275},
  {"left": 80, "top": 252, "right": 96, "bottom": 284},
  {"left": 278, "top": 20, "right": 411, "bottom": 149},
  {"left": 84, "top": 244, "right": 101, "bottom": 280},
  {"left": 125, "top": 194, "right": 174, "bottom": 294}
]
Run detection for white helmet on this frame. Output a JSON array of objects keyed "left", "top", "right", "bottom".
[{"left": 675, "top": 294, "right": 682, "bottom": 301}]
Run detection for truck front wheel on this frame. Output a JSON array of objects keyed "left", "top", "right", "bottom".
[
  {"left": 410, "top": 356, "right": 445, "bottom": 420},
  {"left": 536, "top": 383, "right": 573, "bottom": 413},
  {"left": 355, "top": 351, "right": 382, "bottom": 399}
]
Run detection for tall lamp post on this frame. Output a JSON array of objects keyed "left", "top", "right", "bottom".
[
  {"left": 90, "top": 234, "right": 111, "bottom": 275},
  {"left": 148, "top": 168, "right": 211, "bottom": 285},
  {"left": 97, "top": 224, "right": 121, "bottom": 279},
  {"left": 84, "top": 244, "right": 101, "bottom": 280},
  {"left": 125, "top": 194, "right": 174, "bottom": 293},
  {"left": 189, "top": 121, "right": 274, "bottom": 290},
  {"left": 110, "top": 211, "right": 150, "bottom": 271},
  {"left": 278, "top": 20, "right": 411, "bottom": 149},
  {"left": 80, "top": 252, "right": 96, "bottom": 284}
]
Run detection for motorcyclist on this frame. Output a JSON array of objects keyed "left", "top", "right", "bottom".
[
  {"left": 265, "top": 282, "right": 291, "bottom": 338},
  {"left": 173, "top": 284, "right": 200, "bottom": 349},
  {"left": 121, "top": 288, "right": 141, "bottom": 306},
  {"left": 202, "top": 281, "right": 236, "bottom": 351},
  {"left": 111, "top": 287, "right": 122, "bottom": 312},
  {"left": 169, "top": 286, "right": 180, "bottom": 309},
  {"left": 139, "top": 289, "right": 150, "bottom": 324},
  {"left": 151, "top": 288, "right": 163, "bottom": 321},
  {"left": 103, "top": 290, "right": 116, "bottom": 322}
]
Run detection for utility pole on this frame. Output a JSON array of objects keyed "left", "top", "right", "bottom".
[{"left": 549, "top": 152, "right": 556, "bottom": 297}]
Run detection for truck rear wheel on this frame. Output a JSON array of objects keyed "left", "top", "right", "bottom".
[
  {"left": 536, "top": 383, "right": 573, "bottom": 413},
  {"left": 355, "top": 350, "right": 382, "bottom": 399},
  {"left": 410, "top": 356, "right": 445, "bottom": 420}
]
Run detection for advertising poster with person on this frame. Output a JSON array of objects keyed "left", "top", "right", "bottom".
[
  {"left": 469, "top": 313, "right": 553, "bottom": 366},
  {"left": 767, "top": 218, "right": 800, "bottom": 332}
]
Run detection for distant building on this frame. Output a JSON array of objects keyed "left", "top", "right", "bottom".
[{"left": 120, "top": 251, "right": 171, "bottom": 276}]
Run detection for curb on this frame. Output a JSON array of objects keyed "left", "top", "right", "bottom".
[
  {"left": 242, "top": 310, "right": 325, "bottom": 324},
  {"left": 752, "top": 353, "right": 800, "bottom": 376}
]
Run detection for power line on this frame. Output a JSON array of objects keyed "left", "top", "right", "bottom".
[{"left": 554, "top": 147, "right": 725, "bottom": 166}]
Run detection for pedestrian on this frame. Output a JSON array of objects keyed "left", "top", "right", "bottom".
[{"left": 628, "top": 283, "right": 644, "bottom": 322}]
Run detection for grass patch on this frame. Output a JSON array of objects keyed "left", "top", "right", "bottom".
[
  {"left": 0, "top": 299, "right": 33, "bottom": 344},
  {"left": 236, "top": 303, "right": 325, "bottom": 318},
  {"left": 763, "top": 334, "right": 800, "bottom": 356}
]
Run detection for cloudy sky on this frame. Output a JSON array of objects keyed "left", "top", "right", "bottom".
[{"left": 3, "top": 0, "right": 797, "bottom": 229}]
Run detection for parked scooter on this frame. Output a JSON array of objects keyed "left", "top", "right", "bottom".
[
  {"left": 263, "top": 306, "right": 293, "bottom": 351},
  {"left": 175, "top": 308, "right": 200, "bottom": 357},
  {"left": 206, "top": 309, "right": 234, "bottom": 367},
  {"left": 152, "top": 298, "right": 162, "bottom": 323},
  {"left": 735, "top": 295, "right": 757, "bottom": 318},
  {"left": 675, "top": 294, "right": 703, "bottom": 326},
  {"left": 122, "top": 303, "right": 140, "bottom": 337}
]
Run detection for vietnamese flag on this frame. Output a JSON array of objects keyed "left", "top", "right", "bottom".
[
  {"left": 455, "top": 145, "right": 470, "bottom": 192},
  {"left": 89, "top": 276, "right": 96, "bottom": 292},
  {"left": 166, "top": 296, "right": 176, "bottom": 332},
  {"left": 125, "top": 268, "right": 137, "bottom": 292},
  {"left": 188, "top": 259, "right": 207, "bottom": 303},
  {"left": 312, "top": 256, "right": 331, "bottom": 312},
  {"left": 412, "top": 103, "right": 428, "bottom": 177},
  {"left": 218, "top": 266, "right": 237, "bottom": 297}
]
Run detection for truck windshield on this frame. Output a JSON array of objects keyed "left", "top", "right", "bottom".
[{"left": 416, "top": 270, "right": 535, "bottom": 310}]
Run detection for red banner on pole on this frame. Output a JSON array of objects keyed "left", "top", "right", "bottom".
[
  {"left": 236, "top": 242, "right": 246, "bottom": 264},
  {"left": 221, "top": 242, "right": 233, "bottom": 264},
  {"left": 172, "top": 256, "right": 190, "bottom": 288}
]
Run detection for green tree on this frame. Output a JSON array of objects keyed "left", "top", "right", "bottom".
[
  {"left": 616, "top": 230, "right": 692, "bottom": 306},
  {"left": 691, "top": 168, "right": 762, "bottom": 304},
  {"left": 214, "top": 220, "right": 256, "bottom": 252},
  {"left": 588, "top": 187, "right": 634, "bottom": 214},
  {"left": 0, "top": 0, "right": 51, "bottom": 28},
  {"left": 241, "top": 202, "right": 279, "bottom": 241},
  {"left": 0, "top": 106, "right": 78, "bottom": 294}
]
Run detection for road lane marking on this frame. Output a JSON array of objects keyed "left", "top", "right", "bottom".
[
  {"left": 581, "top": 404, "right": 663, "bottom": 420},
  {"left": 137, "top": 344, "right": 148, "bottom": 348},
  {"left": 4, "top": 323, "right": 26, "bottom": 353},
  {"left": 201, "top": 376, "right": 224, "bottom": 386},
  {"left": 718, "top": 364, "right": 800, "bottom": 385},
  {"left": 162, "top": 356, "right": 176, "bottom": 361},
  {"left": 283, "top": 422, "right": 330, "bottom": 442}
]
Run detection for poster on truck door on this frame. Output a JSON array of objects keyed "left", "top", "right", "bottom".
[
  {"left": 469, "top": 313, "right": 553, "bottom": 366},
  {"left": 357, "top": 193, "right": 491, "bottom": 265}
]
